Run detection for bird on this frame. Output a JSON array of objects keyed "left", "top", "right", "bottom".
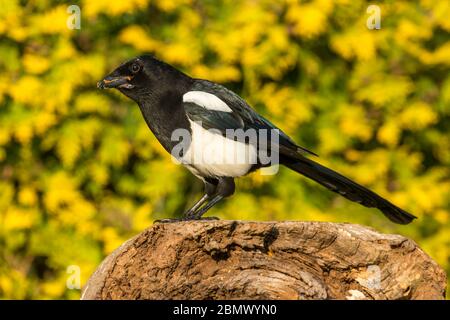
[{"left": 97, "top": 55, "right": 417, "bottom": 224}]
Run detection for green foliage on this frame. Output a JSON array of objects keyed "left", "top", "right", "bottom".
[{"left": 0, "top": 0, "right": 449, "bottom": 299}]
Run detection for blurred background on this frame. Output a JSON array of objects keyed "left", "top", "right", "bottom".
[{"left": 0, "top": 0, "right": 449, "bottom": 299}]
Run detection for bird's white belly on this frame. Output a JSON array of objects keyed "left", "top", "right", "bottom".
[{"left": 180, "top": 121, "right": 257, "bottom": 177}]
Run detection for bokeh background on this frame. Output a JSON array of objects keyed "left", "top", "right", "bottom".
[{"left": 0, "top": 0, "right": 449, "bottom": 299}]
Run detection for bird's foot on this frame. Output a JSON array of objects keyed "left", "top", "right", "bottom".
[
  {"left": 154, "top": 218, "right": 186, "bottom": 224},
  {"left": 154, "top": 216, "right": 220, "bottom": 224},
  {"left": 193, "top": 216, "right": 220, "bottom": 221},
  {"left": 185, "top": 211, "right": 220, "bottom": 220}
]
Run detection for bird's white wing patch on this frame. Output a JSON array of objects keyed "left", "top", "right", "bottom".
[{"left": 183, "top": 91, "right": 232, "bottom": 113}]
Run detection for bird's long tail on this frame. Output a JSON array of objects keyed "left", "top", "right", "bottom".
[{"left": 282, "top": 156, "right": 416, "bottom": 224}]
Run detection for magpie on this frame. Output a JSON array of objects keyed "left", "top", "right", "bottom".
[{"left": 97, "top": 55, "right": 416, "bottom": 224}]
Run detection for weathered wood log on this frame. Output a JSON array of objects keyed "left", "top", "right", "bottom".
[{"left": 81, "top": 220, "right": 446, "bottom": 300}]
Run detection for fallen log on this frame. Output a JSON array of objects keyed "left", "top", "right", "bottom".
[{"left": 82, "top": 220, "right": 446, "bottom": 300}]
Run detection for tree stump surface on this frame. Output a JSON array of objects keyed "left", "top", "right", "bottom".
[{"left": 81, "top": 220, "right": 446, "bottom": 300}]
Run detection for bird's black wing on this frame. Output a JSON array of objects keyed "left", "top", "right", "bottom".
[
  {"left": 183, "top": 101, "right": 245, "bottom": 132},
  {"left": 187, "top": 79, "right": 317, "bottom": 158}
]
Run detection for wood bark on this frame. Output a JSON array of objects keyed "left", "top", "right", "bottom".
[{"left": 81, "top": 220, "right": 446, "bottom": 300}]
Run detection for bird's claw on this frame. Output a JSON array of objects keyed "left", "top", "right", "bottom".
[
  {"left": 154, "top": 216, "right": 220, "bottom": 224},
  {"left": 153, "top": 218, "right": 185, "bottom": 224},
  {"left": 193, "top": 216, "right": 220, "bottom": 221}
]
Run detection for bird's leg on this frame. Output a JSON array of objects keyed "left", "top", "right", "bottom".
[
  {"left": 183, "top": 193, "right": 210, "bottom": 218},
  {"left": 190, "top": 194, "right": 224, "bottom": 219},
  {"left": 154, "top": 178, "right": 219, "bottom": 223},
  {"left": 183, "top": 178, "right": 220, "bottom": 220},
  {"left": 190, "top": 177, "right": 235, "bottom": 220}
]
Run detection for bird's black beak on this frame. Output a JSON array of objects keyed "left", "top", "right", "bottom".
[{"left": 97, "top": 75, "right": 134, "bottom": 89}]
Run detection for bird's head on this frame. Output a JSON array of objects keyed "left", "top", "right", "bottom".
[{"left": 97, "top": 55, "right": 188, "bottom": 102}]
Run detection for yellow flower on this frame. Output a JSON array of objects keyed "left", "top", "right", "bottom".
[
  {"left": 83, "top": 0, "right": 149, "bottom": 18},
  {"left": 399, "top": 102, "right": 437, "bottom": 130},
  {"left": 287, "top": 1, "right": 331, "bottom": 38},
  {"left": 435, "top": 210, "right": 449, "bottom": 224},
  {"left": 41, "top": 279, "right": 66, "bottom": 298},
  {"left": 377, "top": 120, "right": 400, "bottom": 147},
  {"left": 332, "top": 29, "right": 377, "bottom": 61},
  {"left": 43, "top": 172, "right": 81, "bottom": 213},
  {"left": 14, "top": 123, "right": 33, "bottom": 144},
  {"left": 339, "top": 105, "right": 372, "bottom": 141},
  {"left": 155, "top": 0, "right": 192, "bottom": 12},
  {"left": 119, "top": 26, "right": 160, "bottom": 52},
  {"left": 355, "top": 77, "right": 413, "bottom": 107},
  {"left": 23, "top": 54, "right": 50, "bottom": 74},
  {"left": 18, "top": 187, "right": 37, "bottom": 206},
  {"left": 4, "top": 207, "right": 38, "bottom": 231},
  {"left": 30, "top": 5, "right": 71, "bottom": 35},
  {"left": 10, "top": 76, "right": 44, "bottom": 106},
  {"left": 191, "top": 64, "right": 241, "bottom": 83},
  {"left": 34, "top": 112, "right": 57, "bottom": 135},
  {"left": 101, "top": 227, "right": 124, "bottom": 254},
  {"left": 161, "top": 42, "right": 201, "bottom": 66},
  {"left": 430, "top": 42, "right": 450, "bottom": 65}
]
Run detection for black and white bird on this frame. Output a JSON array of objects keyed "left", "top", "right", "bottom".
[{"left": 98, "top": 55, "right": 416, "bottom": 224}]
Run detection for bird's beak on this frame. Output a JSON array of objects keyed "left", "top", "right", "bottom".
[{"left": 97, "top": 75, "right": 134, "bottom": 89}]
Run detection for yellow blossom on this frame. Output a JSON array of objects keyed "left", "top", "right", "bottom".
[
  {"left": 23, "top": 54, "right": 50, "bottom": 74},
  {"left": 18, "top": 187, "right": 37, "bottom": 206},
  {"left": 377, "top": 120, "right": 400, "bottom": 147},
  {"left": 119, "top": 26, "right": 160, "bottom": 52},
  {"left": 400, "top": 102, "right": 437, "bottom": 130},
  {"left": 287, "top": 2, "right": 331, "bottom": 38}
]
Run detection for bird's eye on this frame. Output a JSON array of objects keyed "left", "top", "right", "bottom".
[{"left": 130, "top": 63, "right": 141, "bottom": 74}]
